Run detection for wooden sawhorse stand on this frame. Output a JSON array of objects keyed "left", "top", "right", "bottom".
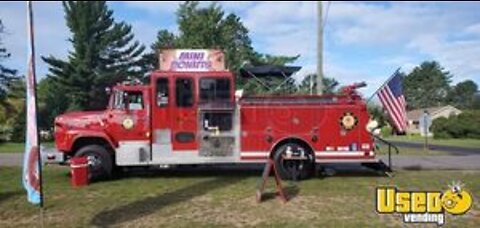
[{"left": 256, "top": 158, "right": 288, "bottom": 203}]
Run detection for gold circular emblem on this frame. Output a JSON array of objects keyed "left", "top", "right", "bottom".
[
  {"left": 340, "top": 112, "right": 358, "bottom": 130},
  {"left": 122, "top": 117, "right": 134, "bottom": 130}
]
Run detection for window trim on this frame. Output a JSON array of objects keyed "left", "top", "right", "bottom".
[{"left": 112, "top": 90, "right": 124, "bottom": 110}]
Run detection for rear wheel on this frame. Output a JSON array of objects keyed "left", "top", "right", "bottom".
[
  {"left": 273, "top": 142, "right": 315, "bottom": 180},
  {"left": 75, "top": 145, "right": 112, "bottom": 181}
]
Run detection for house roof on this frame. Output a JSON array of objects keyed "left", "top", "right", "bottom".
[{"left": 406, "top": 105, "right": 460, "bottom": 120}]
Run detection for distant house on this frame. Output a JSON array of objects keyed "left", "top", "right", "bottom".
[{"left": 406, "top": 105, "right": 462, "bottom": 135}]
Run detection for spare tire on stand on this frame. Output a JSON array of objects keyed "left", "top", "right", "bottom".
[{"left": 273, "top": 142, "right": 315, "bottom": 180}]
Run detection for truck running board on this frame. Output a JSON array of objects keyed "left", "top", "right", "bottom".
[{"left": 361, "top": 160, "right": 393, "bottom": 176}]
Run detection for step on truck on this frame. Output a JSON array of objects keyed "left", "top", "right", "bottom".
[{"left": 49, "top": 49, "right": 387, "bottom": 180}]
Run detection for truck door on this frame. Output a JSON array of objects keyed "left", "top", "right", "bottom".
[
  {"left": 106, "top": 89, "right": 151, "bottom": 165},
  {"left": 171, "top": 77, "right": 198, "bottom": 151}
]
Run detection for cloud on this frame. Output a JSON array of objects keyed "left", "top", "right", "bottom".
[
  {"left": 409, "top": 35, "right": 480, "bottom": 83},
  {"left": 243, "top": 1, "right": 315, "bottom": 34},
  {"left": 325, "top": 2, "right": 480, "bottom": 84},
  {"left": 328, "top": 2, "right": 479, "bottom": 46},
  {"left": 1, "top": 1, "right": 479, "bottom": 89},
  {"left": 240, "top": 1, "right": 318, "bottom": 84},
  {"left": 218, "top": 1, "right": 256, "bottom": 15},
  {"left": 464, "top": 23, "right": 480, "bottom": 36},
  {"left": 122, "top": 1, "right": 180, "bottom": 14},
  {"left": 122, "top": 1, "right": 256, "bottom": 17},
  {"left": 1, "top": 2, "right": 68, "bottom": 78}
]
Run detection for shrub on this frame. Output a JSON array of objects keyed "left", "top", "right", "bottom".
[
  {"left": 431, "top": 110, "right": 480, "bottom": 139},
  {"left": 381, "top": 126, "right": 393, "bottom": 137}
]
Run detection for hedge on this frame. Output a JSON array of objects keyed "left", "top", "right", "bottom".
[{"left": 431, "top": 110, "right": 480, "bottom": 139}]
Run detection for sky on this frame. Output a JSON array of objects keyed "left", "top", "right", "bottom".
[{"left": 1, "top": 1, "right": 480, "bottom": 97}]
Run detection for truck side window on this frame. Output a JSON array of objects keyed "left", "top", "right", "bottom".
[
  {"left": 200, "top": 78, "right": 230, "bottom": 102},
  {"left": 176, "top": 78, "right": 193, "bottom": 107},
  {"left": 156, "top": 78, "right": 169, "bottom": 107},
  {"left": 112, "top": 90, "right": 144, "bottom": 110}
]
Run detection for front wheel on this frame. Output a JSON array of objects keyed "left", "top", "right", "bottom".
[
  {"left": 273, "top": 143, "right": 315, "bottom": 180},
  {"left": 75, "top": 145, "right": 113, "bottom": 181}
]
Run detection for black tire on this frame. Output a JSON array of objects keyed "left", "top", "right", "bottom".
[
  {"left": 273, "top": 142, "right": 315, "bottom": 180},
  {"left": 75, "top": 145, "right": 112, "bottom": 181}
]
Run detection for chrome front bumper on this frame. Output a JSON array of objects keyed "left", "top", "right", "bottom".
[{"left": 41, "top": 147, "right": 66, "bottom": 164}]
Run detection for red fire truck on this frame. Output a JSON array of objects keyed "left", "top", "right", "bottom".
[{"left": 49, "top": 49, "right": 389, "bottom": 180}]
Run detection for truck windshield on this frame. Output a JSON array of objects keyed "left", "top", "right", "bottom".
[{"left": 199, "top": 78, "right": 230, "bottom": 102}]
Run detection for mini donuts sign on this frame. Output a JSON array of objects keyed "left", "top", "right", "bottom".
[{"left": 159, "top": 49, "right": 225, "bottom": 71}]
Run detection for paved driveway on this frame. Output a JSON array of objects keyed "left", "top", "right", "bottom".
[
  {"left": 379, "top": 155, "right": 480, "bottom": 170},
  {"left": 391, "top": 141, "right": 479, "bottom": 155},
  {"left": 2, "top": 153, "right": 480, "bottom": 170}
]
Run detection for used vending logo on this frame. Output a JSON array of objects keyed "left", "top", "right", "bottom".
[{"left": 376, "top": 182, "right": 473, "bottom": 225}]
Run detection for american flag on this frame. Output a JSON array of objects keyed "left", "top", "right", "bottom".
[
  {"left": 22, "top": 1, "right": 42, "bottom": 206},
  {"left": 377, "top": 70, "right": 408, "bottom": 132}
]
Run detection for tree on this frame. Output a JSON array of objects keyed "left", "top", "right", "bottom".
[
  {"left": 402, "top": 61, "right": 452, "bottom": 110},
  {"left": 241, "top": 54, "right": 300, "bottom": 95},
  {"left": 297, "top": 74, "right": 339, "bottom": 95},
  {"left": 37, "top": 77, "right": 70, "bottom": 130},
  {"left": 145, "top": 1, "right": 298, "bottom": 94},
  {"left": 473, "top": 93, "right": 480, "bottom": 110},
  {"left": 2, "top": 78, "right": 25, "bottom": 142},
  {"left": 367, "top": 104, "right": 389, "bottom": 128},
  {"left": 431, "top": 111, "right": 480, "bottom": 139},
  {"left": 0, "top": 19, "right": 18, "bottom": 101},
  {"left": 447, "top": 80, "right": 478, "bottom": 109},
  {"left": 0, "top": 19, "right": 20, "bottom": 141},
  {"left": 42, "top": 1, "right": 145, "bottom": 111},
  {"left": 144, "top": 2, "right": 258, "bottom": 74},
  {"left": 141, "top": 29, "right": 177, "bottom": 73},
  {"left": 242, "top": 75, "right": 297, "bottom": 95},
  {"left": 175, "top": 2, "right": 224, "bottom": 48}
]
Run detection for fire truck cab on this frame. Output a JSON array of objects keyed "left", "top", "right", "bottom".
[{"left": 52, "top": 49, "right": 385, "bottom": 181}]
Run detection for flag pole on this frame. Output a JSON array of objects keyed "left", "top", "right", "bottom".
[
  {"left": 27, "top": 0, "right": 44, "bottom": 209},
  {"left": 366, "top": 67, "right": 401, "bottom": 104}
]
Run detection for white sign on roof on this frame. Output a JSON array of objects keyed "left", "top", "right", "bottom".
[{"left": 159, "top": 49, "right": 225, "bottom": 72}]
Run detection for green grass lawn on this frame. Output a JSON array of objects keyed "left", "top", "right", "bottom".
[
  {"left": 1, "top": 166, "right": 478, "bottom": 227},
  {"left": 0, "top": 142, "right": 54, "bottom": 153},
  {"left": 386, "top": 135, "right": 480, "bottom": 149}
]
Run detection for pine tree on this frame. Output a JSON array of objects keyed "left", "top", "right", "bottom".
[
  {"left": 0, "top": 19, "right": 17, "bottom": 101},
  {"left": 145, "top": 1, "right": 299, "bottom": 95},
  {"left": 447, "top": 80, "right": 478, "bottom": 109},
  {"left": 297, "top": 74, "right": 340, "bottom": 95},
  {"left": 403, "top": 61, "right": 452, "bottom": 110},
  {"left": 42, "top": 1, "right": 145, "bottom": 111}
]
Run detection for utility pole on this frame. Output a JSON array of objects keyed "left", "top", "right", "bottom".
[{"left": 317, "top": 1, "right": 324, "bottom": 95}]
